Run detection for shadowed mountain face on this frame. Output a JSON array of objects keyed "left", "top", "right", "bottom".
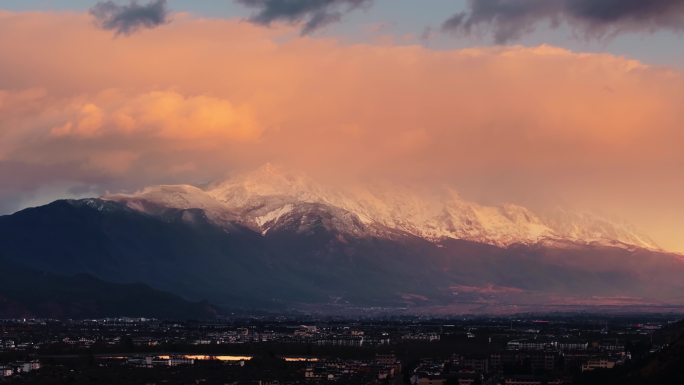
[
  {"left": 1, "top": 198, "right": 683, "bottom": 314},
  {"left": 0, "top": 259, "right": 218, "bottom": 319}
]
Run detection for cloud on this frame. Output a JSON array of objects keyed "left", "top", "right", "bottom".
[
  {"left": 1, "top": 11, "right": 684, "bottom": 251},
  {"left": 236, "top": 0, "right": 372, "bottom": 34},
  {"left": 443, "top": 0, "right": 684, "bottom": 43},
  {"left": 90, "top": 0, "right": 169, "bottom": 35},
  {"left": 49, "top": 91, "right": 261, "bottom": 142}
]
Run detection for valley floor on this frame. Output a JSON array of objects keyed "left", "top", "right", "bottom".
[{"left": 2, "top": 315, "right": 683, "bottom": 385}]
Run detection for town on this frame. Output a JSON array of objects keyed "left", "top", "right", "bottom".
[{"left": 0, "top": 314, "right": 679, "bottom": 385}]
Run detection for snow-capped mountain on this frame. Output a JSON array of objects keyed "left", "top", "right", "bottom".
[
  {"left": 104, "top": 163, "right": 658, "bottom": 250},
  {"left": 4, "top": 172, "right": 682, "bottom": 313}
]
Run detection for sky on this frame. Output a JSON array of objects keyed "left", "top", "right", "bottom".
[{"left": 0, "top": 0, "right": 683, "bottom": 252}]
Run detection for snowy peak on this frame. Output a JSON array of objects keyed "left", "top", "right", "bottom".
[
  {"left": 208, "top": 163, "right": 330, "bottom": 206},
  {"left": 104, "top": 184, "right": 238, "bottom": 224},
  {"left": 108, "top": 184, "right": 214, "bottom": 209},
  {"left": 539, "top": 208, "right": 658, "bottom": 250},
  {"left": 102, "top": 164, "right": 659, "bottom": 250}
]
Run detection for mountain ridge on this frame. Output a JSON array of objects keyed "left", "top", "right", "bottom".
[
  {"left": 104, "top": 164, "right": 659, "bottom": 251},
  {"left": 1, "top": 196, "right": 683, "bottom": 313}
]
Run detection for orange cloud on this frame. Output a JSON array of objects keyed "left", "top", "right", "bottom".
[
  {"left": 49, "top": 91, "right": 260, "bottom": 142},
  {"left": 0, "top": 10, "right": 683, "bottom": 251},
  {"left": 51, "top": 103, "right": 105, "bottom": 138}
]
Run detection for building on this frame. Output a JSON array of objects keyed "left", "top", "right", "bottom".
[
  {"left": 581, "top": 359, "right": 617, "bottom": 372},
  {"left": 315, "top": 335, "right": 365, "bottom": 346},
  {"left": 507, "top": 339, "right": 557, "bottom": 351},
  {"left": 19, "top": 361, "right": 41, "bottom": 372},
  {"left": 416, "top": 376, "right": 446, "bottom": 385},
  {"left": 504, "top": 375, "right": 542, "bottom": 385},
  {"left": 457, "top": 373, "right": 479, "bottom": 385},
  {"left": 529, "top": 352, "right": 556, "bottom": 371},
  {"left": 168, "top": 357, "right": 195, "bottom": 366},
  {"left": 1, "top": 340, "right": 16, "bottom": 350},
  {"left": 558, "top": 341, "right": 588, "bottom": 351},
  {"left": 126, "top": 355, "right": 194, "bottom": 368},
  {"left": 562, "top": 352, "right": 591, "bottom": 371},
  {"left": 504, "top": 375, "right": 570, "bottom": 385},
  {"left": 598, "top": 340, "right": 625, "bottom": 352},
  {"left": 462, "top": 355, "right": 489, "bottom": 373},
  {"left": 0, "top": 366, "right": 13, "bottom": 377},
  {"left": 375, "top": 353, "right": 397, "bottom": 366},
  {"left": 403, "top": 333, "right": 441, "bottom": 342}
]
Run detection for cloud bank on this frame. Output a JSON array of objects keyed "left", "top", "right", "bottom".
[
  {"left": 236, "top": 0, "right": 372, "bottom": 34},
  {"left": 90, "top": 0, "right": 169, "bottom": 35},
  {"left": 444, "top": 0, "right": 684, "bottom": 43},
  {"left": 0, "top": 11, "right": 683, "bottom": 251}
]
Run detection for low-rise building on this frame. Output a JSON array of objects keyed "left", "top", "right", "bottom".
[
  {"left": 416, "top": 376, "right": 446, "bottom": 385},
  {"left": 558, "top": 341, "right": 588, "bottom": 351},
  {"left": 0, "top": 366, "right": 13, "bottom": 377},
  {"left": 504, "top": 375, "right": 542, "bottom": 385},
  {"left": 581, "top": 359, "right": 617, "bottom": 372}
]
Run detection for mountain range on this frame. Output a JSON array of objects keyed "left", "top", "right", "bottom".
[
  {"left": 1, "top": 164, "right": 682, "bottom": 317},
  {"left": 107, "top": 163, "right": 657, "bottom": 250}
]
